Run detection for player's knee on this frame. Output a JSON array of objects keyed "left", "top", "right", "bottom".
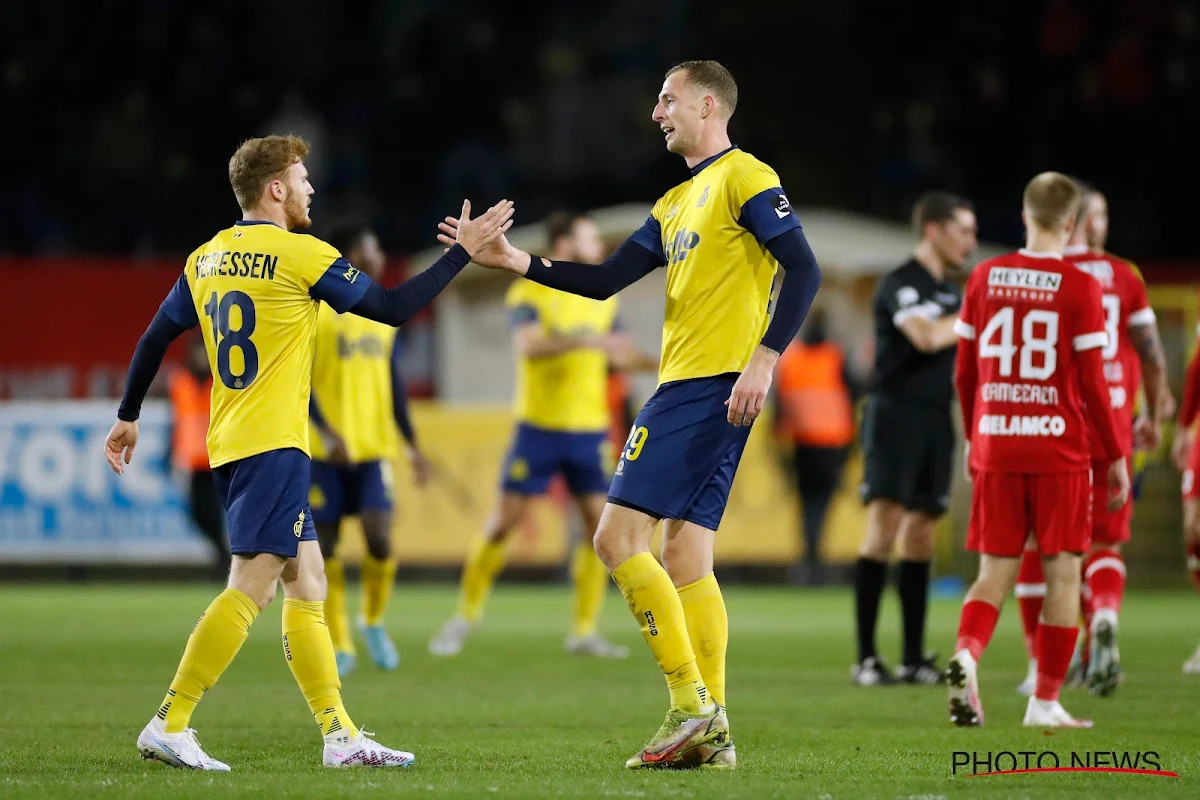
[
  {"left": 859, "top": 528, "right": 894, "bottom": 561},
  {"left": 244, "top": 580, "right": 277, "bottom": 612},
  {"left": 593, "top": 526, "right": 634, "bottom": 570},
  {"left": 362, "top": 523, "right": 392, "bottom": 561},
  {"left": 1187, "top": 514, "right": 1200, "bottom": 545}
]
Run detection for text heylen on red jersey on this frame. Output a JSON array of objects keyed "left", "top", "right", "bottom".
[{"left": 956, "top": 251, "right": 1111, "bottom": 474}]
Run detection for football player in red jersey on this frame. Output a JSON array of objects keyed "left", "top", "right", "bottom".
[
  {"left": 946, "top": 172, "right": 1129, "bottom": 729},
  {"left": 1013, "top": 183, "right": 1173, "bottom": 697},
  {"left": 1174, "top": 305, "right": 1200, "bottom": 672}
]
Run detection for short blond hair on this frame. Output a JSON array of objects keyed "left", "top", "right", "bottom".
[
  {"left": 1023, "top": 171, "right": 1082, "bottom": 231},
  {"left": 228, "top": 135, "right": 310, "bottom": 211},
  {"left": 666, "top": 60, "right": 738, "bottom": 118}
]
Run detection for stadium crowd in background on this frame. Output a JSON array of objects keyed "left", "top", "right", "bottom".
[{"left": 1, "top": 0, "right": 1198, "bottom": 257}]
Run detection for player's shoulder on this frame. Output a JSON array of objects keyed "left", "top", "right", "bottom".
[
  {"left": 724, "top": 147, "right": 778, "bottom": 177},
  {"left": 284, "top": 230, "right": 341, "bottom": 260},
  {"left": 1105, "top": 251, "right": 1144, "bottom": 282}
]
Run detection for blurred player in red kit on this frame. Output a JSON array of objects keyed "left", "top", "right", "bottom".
[
  {"left": 1013, "top": 183, "right": 1173, "bottom": 697},
  {"left": 1174, "top": 295, "right": 1200, "bottom": 673},
  {"left": 946, "top": 172, "right": 1129, "bottom": 729}
]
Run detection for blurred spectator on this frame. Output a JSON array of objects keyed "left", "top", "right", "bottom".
[
  {"left": 774, "top": 310, "right": 860, "bottom": 585},
  {"left": 168, "top": 335, "right": 229, "bottom": 580}
]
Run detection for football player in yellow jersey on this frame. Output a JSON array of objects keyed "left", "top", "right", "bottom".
[
  {"left": 307, "top": 219, "right": 433, "bottom": 676},
  {"left": 104, "top": 134, "right": 514, "bottom": 771},
  {"left": 439, "top": 61, "right": 822, "bottom": 769},
  {"left": 429, "top": 211, "right": 657, "bottom": 659}
]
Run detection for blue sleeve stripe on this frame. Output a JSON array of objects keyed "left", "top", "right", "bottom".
[
  {"left": 628, "top": 215, "right": 665, "bottom": 262},
  {"left": 508, "top": 304, "right": 539, "bottom": 327},
  {"left": 738, "top": 187, "right": 801, "bottom": 246},
  {"left": 310, "top": 257, "right": 372, "bottom": 313},
  {"left": 160, "top": 274, "right": 199, "bottom": 329}
]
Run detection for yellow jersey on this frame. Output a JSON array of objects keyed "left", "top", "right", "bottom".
[
  {"left": 159, "top": 220, "right": 371, "bottom": 467},
  {"left": 629, "top": 146, "right": 801, "bottom": 384},
  {"left": 506, "top": 279, "right": 619, "bottom": 432},
  {"left": 309, "top": 305, "right": 400, "bottom": 462}
]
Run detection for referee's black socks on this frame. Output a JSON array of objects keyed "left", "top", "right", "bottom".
[
  {"left": 853, "top": 557, "right": 888, "bottom": 663},
  {"left": 897, "top": 560, "right": 931, "bottom": 666}
]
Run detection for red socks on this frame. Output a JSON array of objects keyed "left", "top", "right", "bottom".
[
  {"left": 1015, "top": 549, "right": 1044, "bottom": 660},
  {"left": 1188, "top": 541, "right": 1200, "bottom": 595},
  {"left": 956, "top": 600, "right": 1000, "bottom": 662},
  {"left": 1034, "top": 623, "right": 1079, "bottom": 702},
  {"left": 1085, "top": 548, "right": 1126, "bottom": 615}
]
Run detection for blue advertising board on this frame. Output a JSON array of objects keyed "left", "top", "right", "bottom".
[{"left": 0, "top": 401, "right": 211, "bottom": 564}]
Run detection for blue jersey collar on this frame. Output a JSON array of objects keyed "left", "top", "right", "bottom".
[
  {"left": 235, "top": 219, "right": 282, "bottom": 228},
  {"left": 689, "top": 145, "right": 738, "bottom": 177}
]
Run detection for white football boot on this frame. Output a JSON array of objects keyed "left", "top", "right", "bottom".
[
  {"left": 1023, "top": 697, "right": 1093, "bottom": 728},
  {"left": 565, "top": 632, "right": 630, "bottom": 659},
  {"left": 137, "top": 717, "right": 231, "bottom": 771},
  {"left": 323, "top": 730, "right": 415, "bottom": 768},
  {"left": 428, "top": 615, "right": 471, "bottom": 657},
  {"left": 1087, "top": 610, "right": 1121, "bottom": 697},
  {"left": 946, "top": 650, "right": 984, "bottom": 727},
  {"left": 1183, "top": 641, "right": 1200, "bottom": 674}
]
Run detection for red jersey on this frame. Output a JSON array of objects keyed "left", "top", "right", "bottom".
[
  {"left": 1063, "top": 245, "right": 1153, "bottom": 460},
  {"left": 955, "top": 249, "right": 1109, "bottom": 473}
]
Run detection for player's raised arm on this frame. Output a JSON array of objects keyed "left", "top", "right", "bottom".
[
  {"left": 107, "top": 274, "right": 199, "bottom": 474},
  {"left": 343, "top": 200, "right": 515, "bottom": 327},
  {"left": 438, "top": 214, "right": 666, "bottom": 301}
]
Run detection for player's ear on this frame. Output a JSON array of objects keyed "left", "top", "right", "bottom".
[
  {"left": 1020, "top": 208, "right": 1029, "bottom": 231},
  {"left": 1063, "top": 214, "right": 1077, "bottom": 237}
]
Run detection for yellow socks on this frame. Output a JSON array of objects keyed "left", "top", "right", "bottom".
[
  {"left": 323, "top": 559, "right": 354, "bottom": 654},
  {"left": 360, "top": 554, "right": 398, "bottom": 626},
  {"left": 570, "top": 542, "right": 610, "bottom": 638},
  {"left": 611, "top": 552, "right": 710, "bottom": 713},
  {"left": 158, "top": 588, "right": 259, "bottom": 732},
  {"left": 678, "top": 572, "right": 728, "bottom": 708},
  {"left": 457, "top": 537, "right": 508, "bottom": 622},
  {"left": 282, "top": 598, "right": 358, "bottom": 740}
]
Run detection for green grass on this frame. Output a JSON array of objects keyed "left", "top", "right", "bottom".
[{"left": 1, "top": 583, "right": 1198, "bottom": 798}]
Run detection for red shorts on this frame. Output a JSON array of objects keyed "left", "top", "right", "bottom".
[
  {"left": 1185, "top": 439, "right": 1200, "bottom": 500},
  {"left": 967, "top": 469, "right": 1092, "bottom": 557},
  {"left": 1091, "top": 459, "right": 1132, "bottom": 545}
]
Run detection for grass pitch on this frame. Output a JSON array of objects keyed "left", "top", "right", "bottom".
[{"left": 2, "top": 582, "right": 1198, "bottom": 798}]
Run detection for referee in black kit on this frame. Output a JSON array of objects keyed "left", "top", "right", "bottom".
[{"left": 852, "top": 192, "right": 977, "bottom": 686}]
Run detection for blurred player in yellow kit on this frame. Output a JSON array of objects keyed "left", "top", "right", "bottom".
[
  {"left": 429, "top": 211, "right": 657, "bottom": 658},
  {"left": 104, "top": 134, "right": 514, "bottom": 771},
  {"left": 308, "top": 219, "right": 434, "bottom": 676}
]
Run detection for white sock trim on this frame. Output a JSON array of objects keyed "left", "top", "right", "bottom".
[{"left": 1084, "top": 556, "right": 1126, "bottom": 580}]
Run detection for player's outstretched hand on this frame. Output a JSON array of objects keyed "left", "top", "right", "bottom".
[
  {"left": 1133, "top": 415, "right": 1161, "bottom": 452},
  {"left": 726, "top": 346, "right": 777, "bottom": 427},
  {"left": 1172, "top": 426, "right": 1194, "bottom": 472},
  {"left": 438, "top": 199, "right": 515, "bottom": 263},
  {"left": 104, "top": 419, "right": 139, "bottom": 475},
  {"left": 1106, "top": 457, "right": 1131, "bottom": 512}
]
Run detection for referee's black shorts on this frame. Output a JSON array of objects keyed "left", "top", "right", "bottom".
[{"left": 859, "top": 393, "right": 955, "bottom": 518}]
